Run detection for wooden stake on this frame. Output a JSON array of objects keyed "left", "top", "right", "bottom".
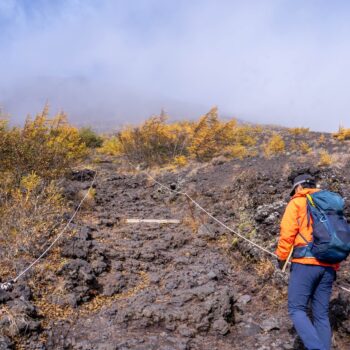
[
  {"left": 282, "top": 246, "right": 294, "bottom": 273},
  {"left": 126, "top": 219, "right": 181, "bottom": 224}
]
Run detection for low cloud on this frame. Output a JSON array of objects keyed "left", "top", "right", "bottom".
[{"left": 1, "top": 0, "right": 350, "bottom": 131}]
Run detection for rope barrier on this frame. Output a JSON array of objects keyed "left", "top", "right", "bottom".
[
  {"left": 148, "top": 172, "right": 277, "bottom": 258},
  {"left": 0, "top": 171, "right": 97, "bottom": 291},
  {"left": 130, "top": 162, "right": 350, "bottom": 294}
]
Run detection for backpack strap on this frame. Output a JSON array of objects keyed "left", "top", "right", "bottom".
[
  {"left": 306, "top": 194, "right": 315, "bottom": 207},
  {"left": 297, "top": 231, "right": 310, "bottom": 244},
  {"left": 306, "top": 194, "right": 315, "bottom": 227}
]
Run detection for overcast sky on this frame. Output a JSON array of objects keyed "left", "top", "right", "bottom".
[{"left": 1, "top": 0, "right": 350, "bottom": 131}]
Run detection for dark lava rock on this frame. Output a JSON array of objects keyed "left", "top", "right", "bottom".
[
  {"left": 330, "top": 292, "right": 350, "bottom": 334},
  {"left": 0, "top": 290, "right": 11, "bottom": 303},
  {"left": 10, "top": 283, "right": 32, "bottom": 301},
  {"left": 102, "top": 273, "right": 127, "bottom": 297},
  {"left": 197, "top": 224, "right": 216, "bottom": 239},
  {"left": 61, "top": 227, "right": 92, "bottom": 259},
  {"left": 70, "top": 169, "right": 96, "bottom": 182},
  {"left": 1, "top": 299, "right": 40, "bottom": 336},
  {"left": 59, "top": 259, "right": 95, "bottom": 284},
  {"left": 0, "top": 336, "right": 13, "bottom": 350}
]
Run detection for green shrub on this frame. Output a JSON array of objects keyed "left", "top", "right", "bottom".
[{"left": 79, "top": 127, "right": 103, "bottom": 148}]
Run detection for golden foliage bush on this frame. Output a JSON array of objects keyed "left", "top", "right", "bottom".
[
  {"left": 264, "top": 134, "right": 285, "bottom": 157},
  {"left": 117, "top": 115, "right": 193, "bottom": 165},
  {"left": 0, "top": 108, "right": 87, "bottom": 181},
  {"left": 98, "top": 136, "right": 123, "bottom": 156},
  {"left": 100, "top": 107, "right": 261, "bottom": 166},
  {"left": 173, "top": 155, "right": 188, "bottom": 167},
  {"left": 318, "top": 134, "right": 326, "bottom": 145},
  {"left": 188, "top": 107, "right": 223, "bottom": 161},
  {"left": 0, "top": 108, "right": 88, "bottom": 278},
  {"left": 299, "top": 141, "right": 312, "bottom": 154},
  {"left": 0, "top": 173, "right": 65, "bottom": 276},
  {"left": 188, "top": 108, "right": 258, "bottom": 161},
  {"left": 288, "top": 127, "right": 309, "bottom": 136},
  {"left": 223, "top": 144, "right": 248, "bottom": 159},
  {"left": 318, "top": 149, "right": 332, "bottom": 166},
  {"left": 333, "top": 127, "right": 350, "bottom": 141}
]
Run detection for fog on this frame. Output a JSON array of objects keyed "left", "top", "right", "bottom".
[{"left": 1, "top": 0, "right": 350, "bottom": 131}]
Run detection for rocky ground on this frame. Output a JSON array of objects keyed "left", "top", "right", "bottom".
[{"left": 1, "top": 149, "right": 350, "bottom": 349}]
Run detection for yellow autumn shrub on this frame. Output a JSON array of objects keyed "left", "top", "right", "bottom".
[
  {"left": 333, "top": 127, "right": 350, "bottom": 141},
  {"left": 288, "top": 127, "right": 309, "bottom": 136},
  {"left": 0, "top": 173, "right": 64, "bottom": 275},
  {"left": 188, "top": 107, "right": 223, "bottom": 161},
  {"left": 98, "top": 107, "right": 260, "bottom": 166},
  {"left": 0, "top": 108, "right": 87, "bottom": 181},
  {"left": 99, "top": 136, "right": 123, "bottom": 156},
  {"left": 173, "top": 155, "right": 188, "bottom": 167},
  {"left": 188, "top": 107, "right": 258, "bottom": 161},
  {"left": 299, "top": 141, "right": 312, "bottom": 154},
  {"left": 318, "top": 149, "right": 332, "bottom": 166},
  {"left": 224, "top": 144, "right": 248, "bottom": 159},
  {"left": 100, "top": 114, "right": 194, "bottom": 166},
  {"left": 318, "top": 134, "right": 326, "bottom": 145},
  {"left": 0, "top": 108, "right": 89, "bottom": 279},
  {"left": 264, "top": 133, "right": 285, "bottom": 157}
]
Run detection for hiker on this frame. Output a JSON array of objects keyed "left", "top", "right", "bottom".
[{"left": 276, "top": 174, "right": 340, "bottom": 350}]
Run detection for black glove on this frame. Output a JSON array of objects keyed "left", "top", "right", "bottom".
[{"left": 277, "top": 259, "right": 286, "bottom": 270}]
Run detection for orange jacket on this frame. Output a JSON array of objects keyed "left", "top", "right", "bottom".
[{"left": 276, "top": 188, "right": 339, "bottom": 269}]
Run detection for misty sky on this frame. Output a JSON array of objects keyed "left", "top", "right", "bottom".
[{"left": 1, "top": 0, "right": 350, "bottom": 131}]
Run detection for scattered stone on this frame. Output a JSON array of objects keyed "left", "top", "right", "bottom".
[
  {"left": 212, "top": 318, "right": 230, "bottom": 335},
  {"left": 237, "top": 294, "right": 252, "bottom": 305},
  {"left": 260, "top": 317, "right": 280, "bottom": 332},
  {"left": 241, "top": 322, "right": 261, "bottom": 337},
  {"left": 207, "top": 271, "right": 217, "bottom": 280}
]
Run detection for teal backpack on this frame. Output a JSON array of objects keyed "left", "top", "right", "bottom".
[{"left": 293, "top": 190, "right": 350, "bottom": 263}]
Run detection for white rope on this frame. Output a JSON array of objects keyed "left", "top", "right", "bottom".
[
  {"left": 134, "top": 165, "right": 277, "bottom": 258},
  {"left": 3, "top": 160, "right": 349, "bottom": 296},
  {"left": 131, "top": 162, "right": 350, "bottom": 294},
  {"left": 0, "top": 172, "right": 97, "bottom": 290},
  {"left": 339, "top": 286, "right": 350, "bottom": 293}
]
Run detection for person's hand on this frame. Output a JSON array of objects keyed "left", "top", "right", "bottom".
[{"left": 277, "top": 259, "right": 286, "bottom": 270}]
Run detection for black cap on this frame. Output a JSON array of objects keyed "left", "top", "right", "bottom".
[{"left": 290, "top": 174, "right": 315, "bottom": 196}]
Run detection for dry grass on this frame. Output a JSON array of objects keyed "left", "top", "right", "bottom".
[
  {"left": 32, "top": 270, "right": 150, "bottom": 327},
  {"left": 255, "top": 259, "right": 275, "bottom": 278},
  {"left": 0, "top": 305, "right": 31, "bottom": 337}
]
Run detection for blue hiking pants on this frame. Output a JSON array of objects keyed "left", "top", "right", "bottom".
[{"left": 288, "top": 263, "right": 336, "bottom": 350}]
